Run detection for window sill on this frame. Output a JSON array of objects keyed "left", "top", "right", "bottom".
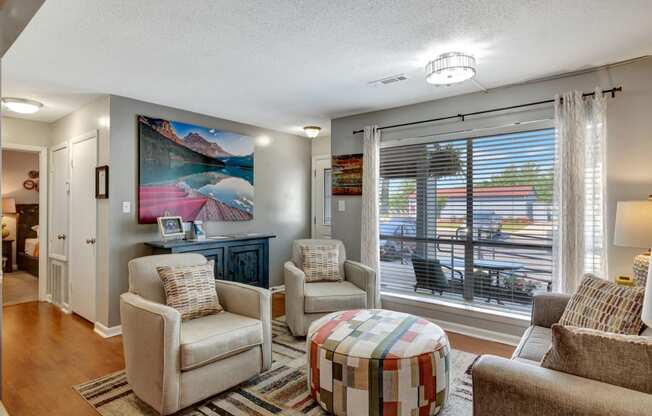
[{"left": 380, "top": 290, "right": 531, "bottom": 326}]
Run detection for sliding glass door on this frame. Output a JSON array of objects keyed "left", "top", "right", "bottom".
[{"left": 379, "top": 128, "right": 555, "bottom": 314}]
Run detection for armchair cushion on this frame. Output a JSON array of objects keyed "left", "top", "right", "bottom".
[
  {"left": 302, "top": 245, "right": 342, "bottom": 282},
  {"left": 292, "top": 239, "right": 346, "bottom": 278},
  {"left": 157, "top": 261, "right": 223, "bottom": 320},
  {"left": 180, "top": 312, "right": 263, "bottom": 371},
  {"left": 304, "top": 281, "right": 367, "bottom": 313}
]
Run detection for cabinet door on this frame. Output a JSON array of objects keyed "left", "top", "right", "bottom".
[
  {"left": 227, "top": 244, "right": 265, "bottom": 287},
  {"left": 197, "top": 248, "right": 225, "bottom": 280}
]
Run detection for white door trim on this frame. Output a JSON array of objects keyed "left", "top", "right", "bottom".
[
  {"left": 1, "top": 142, "right": 49, "bottom": 302},
  {"left": 311, "top": 155, "right": 331, "bottom": 238}
]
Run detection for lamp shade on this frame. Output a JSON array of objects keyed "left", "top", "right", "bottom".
[
  {"left": 2, "top": 198, "right": 16, "bottom": 214},
  {"left": 614, "top": 201, "right": 652, "bottom": 248}
]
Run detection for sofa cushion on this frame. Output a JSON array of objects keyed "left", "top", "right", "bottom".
[
  {"left": 559, "top": 274, "right": 645, "bottom": 335},
  {"left": 157, "top": 261, "right": 223, "bottom": 321},
  {"left": 511, "top": 325, "right": 551, "bottom": 364},
  {"left": 304, "top": 281, "right": 366, "bottom": 313},
  {"left": 541, "top": 324, "right": 652, "bottom": 394},
  {"left": 302, "top": 245, "right": 343, "bottom": 282},
  {"left": 293, "top": 239, "right": 346, "bottom": 278},
  {"left": 180, "top": 311, "right": 262, "bottom": 371}
]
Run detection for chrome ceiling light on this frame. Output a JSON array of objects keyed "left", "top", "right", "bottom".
[
  {"left": 425, "top": 52, "right": 476, "bottom": 85},
  {"left": 1, "top": 97, "right": 44, "bottom": 114},
  {"left": 303, "top": 126, "right": 321, "bottom": 138}
]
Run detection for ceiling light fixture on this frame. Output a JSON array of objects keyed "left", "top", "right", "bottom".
[
  {"left": 1, "top": 97, "right": 44, "bottom": 114},
  {"left": 303, "top": 126, "right": 321, "bottom": 138},
  {"left": 425, "top": 52, "right": 476, "bottom": 85}
]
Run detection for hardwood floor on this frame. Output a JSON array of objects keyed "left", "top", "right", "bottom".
[
  {"left": 3, "top": 295, "right": 513, "bottom": 415},
  {"left": 3, "top": 302, "right": 124, "bottom": 416}
]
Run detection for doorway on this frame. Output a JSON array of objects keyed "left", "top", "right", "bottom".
[
  {"left": 1, "top": 144, "right": 48, "bottom": 306},
  {"left": 312, "top": 155, "right": 332, "bottom": 239}
]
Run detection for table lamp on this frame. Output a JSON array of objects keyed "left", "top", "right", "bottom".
[
  {"left": 2, "top": 198, "right": 16, "bottom": 239},
  {"left": 614, "top": 200, "right": 652, "bottom": 287}
]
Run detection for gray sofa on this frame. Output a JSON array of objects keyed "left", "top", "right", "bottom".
[
  {"left": 120, "top": 254, "right": 272, "bottom": 415},
  {"left": 472, "top": 292, "right": 652, "bottom": 415},
  {"left": 284, "top": 239, "right": 376, "bottom": 336}
]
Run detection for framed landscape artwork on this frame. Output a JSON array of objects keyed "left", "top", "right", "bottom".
[
  {"left": 138, "top": 115, "right": 254, "bottom": 224},
  {"left": 332, "top": 154, "right": 363, "bottom": 195}
]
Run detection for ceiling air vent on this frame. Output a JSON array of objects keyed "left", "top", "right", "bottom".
[{"left": 368, "top": 74, "right": 408, "bottom": 87}]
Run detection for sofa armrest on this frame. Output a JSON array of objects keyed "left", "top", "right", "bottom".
[
  {"left": 531, "top": 292, "right": 571, "bottom": 328},
  {"left": 214, "top": 280, "right": 272, "bottom": 370},
  {"left": 120, "top": 292, "right": 181, "bottom": 415},
  {"left": 472, "top": 355, "right": 652, "bottom": 416},
  {"left": 344, "top": 260, "right": 377, "bottom": 308}
]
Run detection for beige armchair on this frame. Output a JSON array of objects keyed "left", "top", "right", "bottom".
[
  {"left": 120, "top": 254, "right": 272, "bottom": 415},
  {"left": 284, "top": 239, "right": 377, "bottom": 336}
]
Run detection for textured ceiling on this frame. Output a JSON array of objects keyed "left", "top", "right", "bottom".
[{"left": 2, "top": 0, "right": 652, "bottom": 135}]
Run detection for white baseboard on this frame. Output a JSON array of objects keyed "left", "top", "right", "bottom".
[
  {"left": 429, "top": 317, "right": 521, "bottom": 346},
  {"left": 269, "top": 284, "right": 285, "bottom": 294},
  {"left": 94, "top": 322, "right": 122, "bottom": 338}
]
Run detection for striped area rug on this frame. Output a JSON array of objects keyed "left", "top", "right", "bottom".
[{"left": 74, "top": 318, "right": 477, "bottom": 415}]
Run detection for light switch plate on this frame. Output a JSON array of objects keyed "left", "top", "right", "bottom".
[
  {"left": 338, "top": 200, "right": 346, "bottom": 212},
  {"left": 122, "top": 201, "right": 131, "bottom": 214}
]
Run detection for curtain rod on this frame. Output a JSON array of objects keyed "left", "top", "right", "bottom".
[{"left": 352, "top": 86, "right": 622, "bottom": 135}]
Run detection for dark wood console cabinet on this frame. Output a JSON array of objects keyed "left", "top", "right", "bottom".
[{"left": 145, "top": 233, "right": 275, "bottom": 288}]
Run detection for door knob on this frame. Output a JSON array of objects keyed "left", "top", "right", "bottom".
[
  {"left": 86, "top": 238, "right": 96, "bottom": 244},
  {"left": 57, "top": 233, "right": 66, "bottom": 240}
]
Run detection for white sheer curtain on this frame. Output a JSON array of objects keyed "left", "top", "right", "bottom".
[
  {"left": 552, "top": 88, "right": 608, "bottom": 293},
  {"left": 361, "top": 125, "right": 381, "bottom": 308}
]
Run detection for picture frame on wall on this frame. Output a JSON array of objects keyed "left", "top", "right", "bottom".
[
  {"left": 332, "top": 154, "right": 363, "bottom": 195},
  {"left": 95, "top": 165, "right": 109, "bottom": 199},
  {"left": 157, "top": 216, "right": 185, "bottom": 241}
]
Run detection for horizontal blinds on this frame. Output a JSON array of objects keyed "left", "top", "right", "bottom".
[{"left": 379, "top": 128, "right": 555, "bottom": 312}]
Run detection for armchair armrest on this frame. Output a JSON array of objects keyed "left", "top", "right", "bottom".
[
  {"left": 120, "top": 292, "right": 181, "bottom": 414},
  {"left": 214, "top": 280, "right": 272, "bottom": 370},
  {"left": 472, "top": 355, "right": 652, "bottom": 416},
  {"left": 531, "top": 292, "right": 571, "bottom": 328},
  {"left": 344, "top": 260, "right": 378, "bottom": 308},
  {"left": 284, "top": 261, "right": 307, "bottom": 335}
]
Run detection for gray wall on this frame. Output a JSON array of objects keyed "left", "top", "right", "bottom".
[
  {"left": 331, "top": 57, "right": 652, "bottom": 282},
  {"left": 107, "top": 95, "right": 311, "bottom": 326}
]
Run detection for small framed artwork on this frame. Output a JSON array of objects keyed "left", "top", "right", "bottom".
[
  {"left": 332, "top": 154, "right": 363, "bottom": 195},
  {"left": 95, "top": 165, "right": 109, "bottom": 199},
  {"left": 157, "top": 216, "right": 185, "bottom": 241}
]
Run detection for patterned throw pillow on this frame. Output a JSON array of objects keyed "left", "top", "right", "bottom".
[
  {"left": 157, "top": 261, "right": 223, "bottom": 320},
  {"left": 558, "top": 274, "right": 645, "bottom": 335},
  {"left": 301, "top": 245, "right": 342, "bottom": 282}
]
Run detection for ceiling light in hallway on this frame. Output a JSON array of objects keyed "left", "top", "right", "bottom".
[
  {"left": 1, "top": 97, "right": 44, "bottom": 114},
  {"left": 425, "top": 52, "right": 476, "bottom": 85},
  {"left": 303, "top": 126, "right": 321, "bottom": 138}
]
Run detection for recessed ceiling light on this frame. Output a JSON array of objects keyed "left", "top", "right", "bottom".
[
  {"left": 1, "top": 97, "right": 44, "bottom": 114},
  {"left": 425, "top": 52, "right": 476, "bottom": 85},
  {"left": 303, "top": 126, "right": 321, "bottom": 138}
]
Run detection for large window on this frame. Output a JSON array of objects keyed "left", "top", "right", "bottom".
[{"left": 379, "top": 128, "right": 555, "bottom": 314}]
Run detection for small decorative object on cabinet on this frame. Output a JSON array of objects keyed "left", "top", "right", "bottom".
[
  {"left": 95, "top": 165, "right": 109, "bottom": 199},
  {"left": 145, "top": 233, "right": 275, "bottom": 288},
  {"left": 157, "top": 216, "right": 185, "bottom": 241}
]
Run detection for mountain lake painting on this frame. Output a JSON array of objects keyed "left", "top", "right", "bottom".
[{"left": 138, "top": 115, "right": 254, "bottom": 224}]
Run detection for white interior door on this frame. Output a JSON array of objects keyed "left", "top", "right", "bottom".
[
  {"left": 49, "top": 145, "right": 69, "bottom": 259},
  {"left": 69, "top": 134, "right": 97, "bottom": 322},
  {"left": 312, "top": 156, "right": 332, "bottom": 239}
]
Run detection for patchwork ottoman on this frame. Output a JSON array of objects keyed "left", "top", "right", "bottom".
[{"left": 307, "top": 309, "right": 450, "bottom": 416}]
